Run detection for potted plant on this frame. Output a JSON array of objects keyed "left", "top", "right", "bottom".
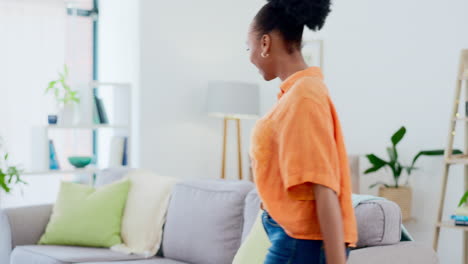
[
  {"left": 455, "top": 191, "right": 468, "bottom": 216},
  {"left": 45, "top": 65, "right": 80, "bottom": 125},
  {"left": 0, "top": 154, "right": 25, "bottom": 194},
  {"left": 0, "top": 138, "right": 25, "bottom": 197},
  {"left": 364, "top": 126, "right": 462, "bottom": 220}
]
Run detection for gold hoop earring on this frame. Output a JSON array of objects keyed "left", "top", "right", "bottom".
[{"left": 261, "top": 52, "right": 269, "bottom": 58}]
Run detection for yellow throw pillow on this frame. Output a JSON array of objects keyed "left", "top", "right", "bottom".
[{"left": 232, "top": 210, "right": 271, "bottom": 264}]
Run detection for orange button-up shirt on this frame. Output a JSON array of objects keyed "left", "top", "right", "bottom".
[{"left": 250, "top": 66, "right": 358, "bottom": 247}]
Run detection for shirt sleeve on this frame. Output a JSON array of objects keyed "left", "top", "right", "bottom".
[{"left": 276, "top": 97, "right": 341, "bottom": 201}]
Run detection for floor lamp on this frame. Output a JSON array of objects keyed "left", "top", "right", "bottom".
[{"left": 206, "top": 81, "right": 259, "bottom": 180}]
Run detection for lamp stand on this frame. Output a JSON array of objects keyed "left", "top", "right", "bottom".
[{"left": 221, "top": 117, "right": 243, "bottom": 180}]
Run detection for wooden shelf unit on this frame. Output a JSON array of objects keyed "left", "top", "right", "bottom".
[
  {"left": 27, "top": 81, "right": 133, "bottom": 179},
  {"left": 433, "top": 49, "right": 468, "bottom": 264}
]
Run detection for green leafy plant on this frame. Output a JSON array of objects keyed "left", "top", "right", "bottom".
[
  {"left": 458, "top": 191, "right": 468, "bottom": 207},
  {"left": 45, "top": 65, "right": 80, "bottom": 105},
  {"left": 364, "top": 126, "right": 462, "bottom": 189},
  {"left": 0, "top": 153, "right": 25, "bottom": 193}
]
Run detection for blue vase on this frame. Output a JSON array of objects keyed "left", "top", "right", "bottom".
[{"left": 49, "top": 140, "right": 60, "bottom": 170}]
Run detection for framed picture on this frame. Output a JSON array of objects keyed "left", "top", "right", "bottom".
[{"left": 302, "top": 39, "right": 324, "bottom": 70}]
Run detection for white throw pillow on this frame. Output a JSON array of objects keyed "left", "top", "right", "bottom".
[
  {"left": 232, "top": 210, "right": 270, "bottom": 264},
  {"left": 111, "top": 169, "right": 180, "bottom": 257}
]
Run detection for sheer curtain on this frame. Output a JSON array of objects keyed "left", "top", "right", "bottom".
[
  {"left": 0, "top": 0, "right": 66, "bottom": 165},
  {"left": 0, "top": 0, "right": 67, "bottom": 207}
]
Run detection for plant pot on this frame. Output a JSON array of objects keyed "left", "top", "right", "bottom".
[
  {"left": 378, "top": 186, "right": 412, "bottom": 221},
  {"left": 58, "top": 104, "right": 79, "bottom": 125}
]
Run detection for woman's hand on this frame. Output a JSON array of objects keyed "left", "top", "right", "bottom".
[{"left": 313, "top": 183, "right": 346, "bottom": 264}]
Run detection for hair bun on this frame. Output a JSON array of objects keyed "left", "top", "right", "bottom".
[{"left": 267, "top": 0, "right": 331, "bottom": 31}]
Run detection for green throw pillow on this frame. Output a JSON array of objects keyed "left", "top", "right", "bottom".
[
  {"left": 232, "top": 210, "right": 271, "bottom": 264},
  {"left": 39, "top": 179, "right": 131, "bottom": 248}
]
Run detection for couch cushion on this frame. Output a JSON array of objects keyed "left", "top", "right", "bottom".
[
  {"left": 162, "top": 179, "right": 254, "bottom": 264},
  {"left": 38, "top": 180, "right": 131, "bottom": 248},
  {"left": 80, "top": 258, "right": 189, "bottom": 264},
  {"left": 6, "top": 204, "right": 53, "bottom": 247},
  {"left": 95, "top": 168, "right": 133, "bottom": 187},
  {"left": 348, "top": 242, "right": 439, "bottom": 264},
  {"left": 112, "top": 170, "right": 180, "bottom": 257},
  {"left": 233, "top": 210, "right": 269, "bottom": 264},
  {"left": 10, "top": 245, "right": 147, "bottom": 264},
  {"left": 241, "top": 188, "right": 261, "bottom": 242},
  {"left": 355, "top": 199, "right": 401, "bottom": 247}
]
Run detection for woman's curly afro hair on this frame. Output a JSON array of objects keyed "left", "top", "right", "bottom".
[{"left": 253, "top": 0, "right": 332, "bottom": 52}]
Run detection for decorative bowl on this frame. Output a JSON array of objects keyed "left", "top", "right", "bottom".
[{"left": 68, "top": 156, "right": 93, "bottom": 168}]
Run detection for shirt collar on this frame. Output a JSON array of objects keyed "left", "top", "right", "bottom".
[{"left": 277, "top": 66, "right": 324, "bottom": 100}]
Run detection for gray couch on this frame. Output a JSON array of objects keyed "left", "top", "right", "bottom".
[{"left": 0, "top": 177, "right": 438, "bottom": 264}]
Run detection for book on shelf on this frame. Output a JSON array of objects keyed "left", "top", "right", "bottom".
[
  {"left": 94, "top": 95, "right": 109, "bottom": 124},
  {"left": 122, "top": 137, "right": 128, "bottom": 166},
  {"left": 455, "top": 220, "right": 468, "bottom": 226},
  {"left": 108, "top": 136, "right": 128, "bottom": 167},
  {"left": 451, "top": 215, "right": 468, "bottom": 221},
  {"left": 49, "top": 140, "right": 60, "bottom": 170},
  {"left": 92, "top": 96, "right": 101, "bottom": 124}
]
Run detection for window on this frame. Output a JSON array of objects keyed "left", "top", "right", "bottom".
[{"left": 0, "top": 0, "right": 98, "bottom": 207}]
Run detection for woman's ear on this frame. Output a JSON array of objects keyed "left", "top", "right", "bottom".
[{"left": 261, "top": 34, "right": 271, "bottom": 57}]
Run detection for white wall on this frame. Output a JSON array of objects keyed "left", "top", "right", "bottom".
[
  {"left": 104, "top": 0, "right": 468, "bottom": 262},
  {"left": 311, "top": 1, "right": 468, "bottom": 263},
  {"left": 139, "top": 0, "right": 266, "bottom": 180}
]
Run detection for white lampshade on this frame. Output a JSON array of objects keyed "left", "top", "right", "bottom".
[{"left": 206, "top": 81, "right": 260, "bottom": 119}]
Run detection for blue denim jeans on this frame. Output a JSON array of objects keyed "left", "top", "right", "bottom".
[{"left": 262, "top": 210, "right": 351, "bottom": 264}]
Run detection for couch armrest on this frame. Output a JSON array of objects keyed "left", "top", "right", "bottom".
[
  {"left": 348, "top": 242, "right": 439, "bottom": 264},
  {"left": 0, "top": 208, "right": 12, "bottom": 264},
  {"left": 4, "top": 204, "right": 53, "bottom": 247}
]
